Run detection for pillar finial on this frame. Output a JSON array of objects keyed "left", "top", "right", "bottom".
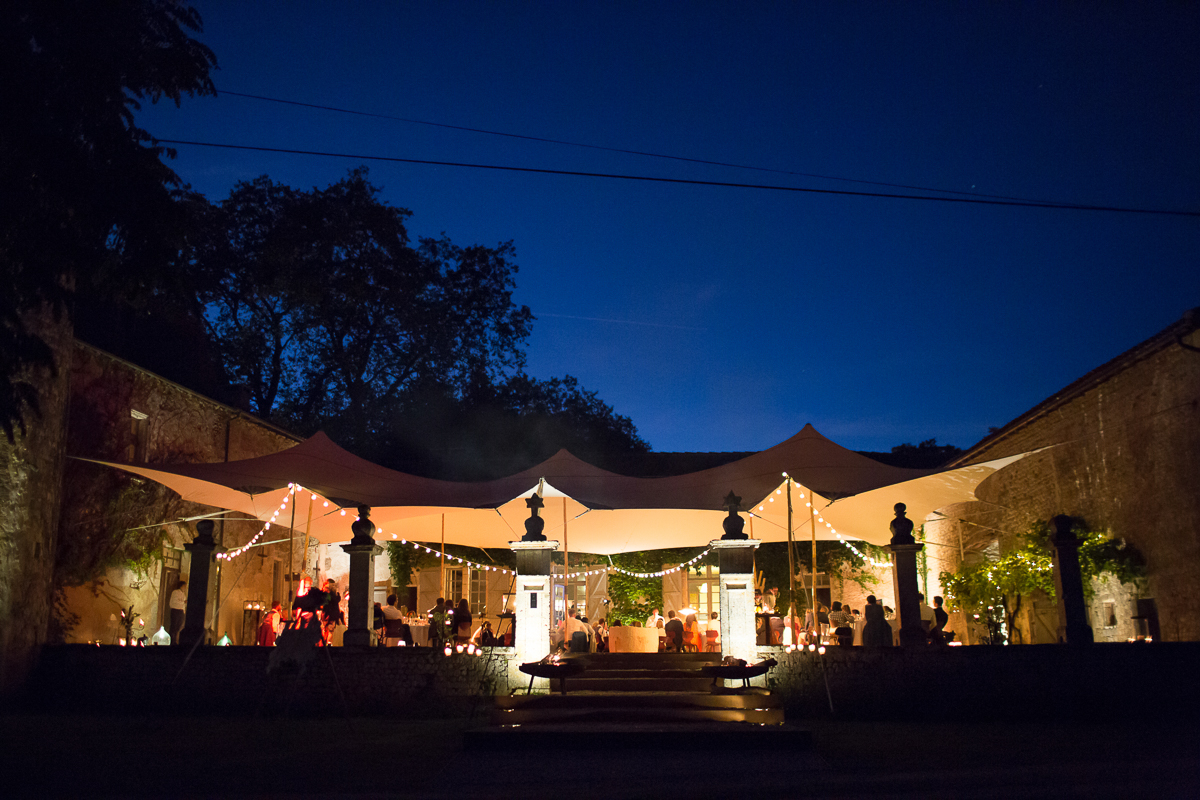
[
  {"left": 889, "top": 502, "right": 915, "bottom": 545},
  {"left": 522, "top": 492, "right": 547, "bottom": 541},
  {"left": 721, "top": 491, "right": 747, "bottom": 539}
]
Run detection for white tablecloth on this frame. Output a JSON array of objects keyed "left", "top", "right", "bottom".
[
  {"left": 608, "top": 626, "right": 661, "bottom": 653},
  {"left": 408, "top": 622, "right": 429, "bottom": 646}
]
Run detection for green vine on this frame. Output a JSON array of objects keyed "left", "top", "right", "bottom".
[{"left": 940, "top": 517, "right": 1145, "bottom": 644}]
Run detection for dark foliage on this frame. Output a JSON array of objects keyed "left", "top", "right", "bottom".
[
  {"left": 0, "top": 0, "right": 217, "bottom": 439},
  {"left": 859, "top": 438, "right": 964, "bottom": 469}
]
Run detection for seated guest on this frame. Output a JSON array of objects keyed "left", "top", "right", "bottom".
[
  {"left": 565, "top": 607, "right": 591, "bottom": 652},
  {"left": 664, "top": 611, "right": 685, "bottom": 653},
  {"left": 382, "top": 594, "right": 404, "bottom": 646},
  {"left": 828, "top": 601, "right": 854, "bottom": 648},
  {"left": 684, "top": 613, "right": 701, "bottom": 651},
  {"left": 471, "top": 620, "right": 495, "bottom": 646}
]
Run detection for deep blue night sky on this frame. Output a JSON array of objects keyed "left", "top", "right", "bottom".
[{"left": 136, "top": 3, "right": 1200, "bottom": 454}]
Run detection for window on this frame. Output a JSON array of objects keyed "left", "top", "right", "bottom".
[
  {"left": 687, "top": 564, "right": 721, "bottom": 618},
  {"left": 1103, "top": 601, "right": 1117, "bottom": 628},
  {"left": 444, "top": 567, "right": 464, "bottom": 605},
  {"left": 129, "top": 409, "right": 149, "bottom": 462},
  {"left": 469, "top": 568, "right": 487, "bottom": 616}
]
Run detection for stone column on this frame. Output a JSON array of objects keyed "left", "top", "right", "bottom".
[
  {"left": 1051, "top": 515, "right": 1094, "bottom": 645},
  {"left": 713, "top": 491, "right": 761, "bottom": 665},
  {"left": 341, "top": 506, "right": 382, "bottom": 648},
  {"left": 509, "top": 493, "right": 559, "bottom": 689},
  {"left": 180, "top": 520, "right": 223, "bottom": 648},
  {"left": 887, "top": 503, "right": 927, "bottom": 647}
]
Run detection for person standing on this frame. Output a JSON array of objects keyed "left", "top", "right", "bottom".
[
  {"left": 917, "top": 593, "right": 937, "bottom": 638},
  {"left": 645, "top": 608, "right": 663, "bottom": 628},
  {"left": 427, "top": 597, "right": 447, "bottom": 649},
  {"left": 168, "top": 581, "right": 186, "bottom": 645},
  {"left": 931, "top": 595, "right": 950, "bottom": 644},
  {"left": 664, "top": 611, "right": 685, "bottom": 653},
  {"left": 862, "top": 595, "right": 893, "bottom": 647},
  {"left": 452, "top": 599, "right": 472, "bottom": 644}
]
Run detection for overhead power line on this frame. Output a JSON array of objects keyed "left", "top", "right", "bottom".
[
  {"left": 157, "top": 138, "right": 1199, "bottom": 218},
  {"left": 218, "top": 88, "right": 1046, "bottom": 204}
]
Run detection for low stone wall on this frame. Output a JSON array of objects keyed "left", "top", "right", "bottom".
[
  {"left": 20, "top": 645, "right": 523, "bottom": 718},
  {"left": 756, "top": 643, "right": 1200, "bottom": 721},
  {"left": 21, "top": 643, "right": 1197, "bottom": 722}
]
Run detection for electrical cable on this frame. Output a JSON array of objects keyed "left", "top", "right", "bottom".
[
  {"left": 157, "top": 138, "right": 1199, "bottom": 217},
  {"left": 218, "top": 88, "right": 1044, "bottom": 203}
]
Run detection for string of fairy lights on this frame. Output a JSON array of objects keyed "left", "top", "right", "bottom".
[
  {"left": 746, "top": 476, "right": 892, "bottom": 570},
  {"left": 214, "top": 478, "right": 886, "bottom": 572}
]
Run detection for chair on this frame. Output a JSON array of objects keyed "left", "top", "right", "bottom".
[
  {"left": 383, "top": 619, "right": 412, "bottom": 647},
  {"left": 664, "top": 630, "right": 679, "bottom": 652},
  {"left": 704, "top": 629, "right": 720, "bottom": 652},
  {"left": 569, "top": 630, "right": 589, "bottom": 653}
]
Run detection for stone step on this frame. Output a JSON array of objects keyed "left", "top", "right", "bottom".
[
  {"left": 552, "top": 676, "right": 715, "bottom": 692},
  {"left": 571, "top": 668, "right": 722, "bottom": 680},
  {"left": 492, "top": 705, "right": 785, "bottom": 726},
  {"left": 496, "top": 690, "right": 780, "bottom": 711},
  {"left": 464, "top": 722, "right": 813, "bottom": 752},
  {"left": 563, "top": 652, "right": 721, "bottom": 669}
]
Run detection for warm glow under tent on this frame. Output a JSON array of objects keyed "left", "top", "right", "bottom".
[{"left": 87, "top": 424, "right": 1028, "bottom": 555}]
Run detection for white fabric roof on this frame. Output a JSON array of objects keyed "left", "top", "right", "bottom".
[{"left": 87, "top": 424, "right": 1027, "bottom": 553}]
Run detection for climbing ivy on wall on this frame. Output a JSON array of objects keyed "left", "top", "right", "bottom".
[{"left": 940, "top": 517, "right": 1145, "bottom": 644}]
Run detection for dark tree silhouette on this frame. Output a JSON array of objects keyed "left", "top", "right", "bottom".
[
  {"left": 188, "top": 169, "right": 536, "bottom": 450},
  {"left": 0, "top": 0, "right": 217, "bottom": 438}
]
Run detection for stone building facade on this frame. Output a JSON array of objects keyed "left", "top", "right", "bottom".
[
  {"left": 918, "top": 309, "right": 1199, "bottom": 642},
  {"left": 58, "top": 342, "right": 304, "bottom": 646},
  {"left": 729, "top": 309, "right": 1200, "bottom": 645}
]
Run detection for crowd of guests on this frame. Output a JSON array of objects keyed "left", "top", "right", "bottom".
[
  {"left": 548, "top": 607, "right": 720, "bottom": 654},
  {"left": 779, "top": 592, "right": 952, "bottom": 647},
  {"left": 368, "top": 595, "right": 510, "bottom": 648},
  {"left": 253, "top": 578, "right": 346, "bottom": 647}
]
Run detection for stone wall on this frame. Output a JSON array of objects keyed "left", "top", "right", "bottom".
[
  {"left": 60, "top": 343, "right": 303, "bottom": 646},
  {"left": 756, "top": 642, "right": 1200, "bottom": 721},
  {"left": 924, "top": 313, "right": 1200, "bottom": 641},
  {"left": 0, "top": 309, "right": 73, "bottom": 694},
  {"left": 24, "top": 644, "right": 523, "bottom": 718}
]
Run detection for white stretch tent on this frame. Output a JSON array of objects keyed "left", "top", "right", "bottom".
[{"left": 88, "top": 424, "right": 1026, "bottom": 553}]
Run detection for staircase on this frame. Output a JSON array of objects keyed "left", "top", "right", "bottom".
[{"left": 465, "top": 651, "right": 809, "bottom": 752}]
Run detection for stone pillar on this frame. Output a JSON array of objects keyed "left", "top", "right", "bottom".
[
  {"left": 887, "top": 503, "right": 927, "bottom": 647},
  {"left": 509, "top": 492, "right": 559, "bottom": 690},
  {"left": 1051, "top": 515, "right": 1094, "bottom": 645},
  {"left": 180, "top": 520, "right": 223, "bottom": 648},
  {"left": 341, "top": 506, "right": 382, "bottom": 648},
  {"left": 713, "top": 491, "right": 760, "bottom": 664}
]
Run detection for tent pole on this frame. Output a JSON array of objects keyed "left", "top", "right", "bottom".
[
  {"left": 440, "top": 514, "right": 445, "bottom": 600},
  {"left": 563, "top": 497, "right": 569, "bottom": 620},
  {"left": 785, "top": 477, "right": 797, "bottom": 644},
  {"left": 287, "top": 492, "right": 296, "bottom": 617},
  {"left": 300, "top": 491, "right": 314, "bottom": 590},
  {"left": 810, "top": 498, "right": 818, "bottom": 631}
]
